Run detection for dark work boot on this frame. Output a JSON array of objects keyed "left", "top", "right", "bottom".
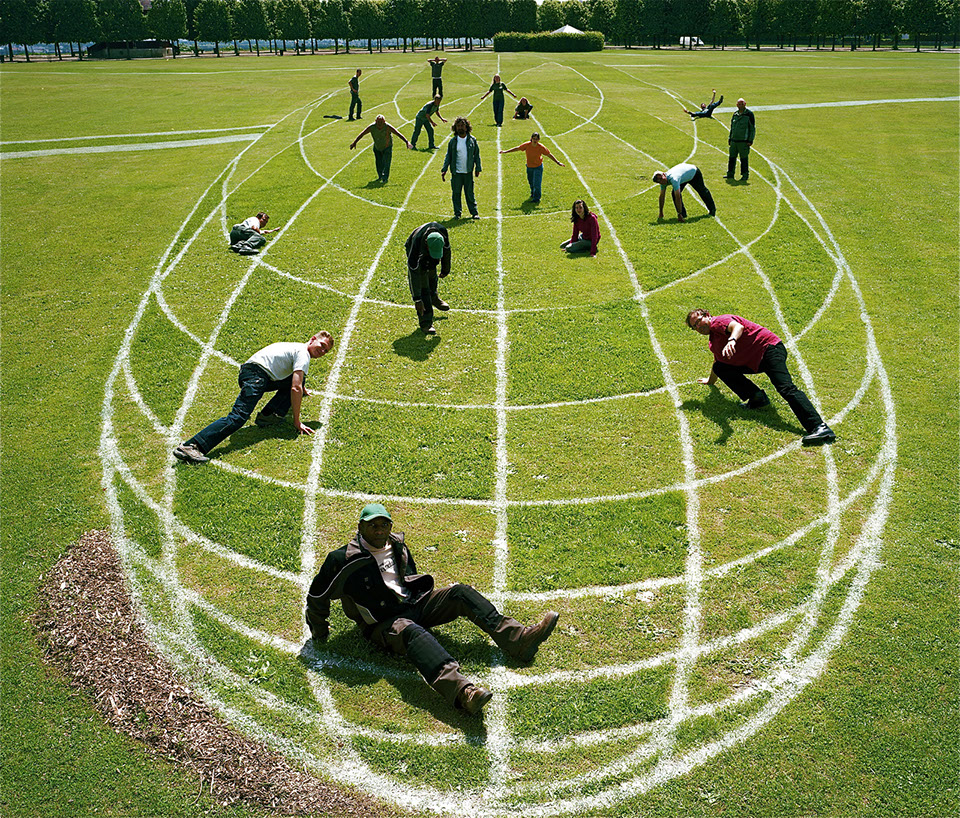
[
  {"left": 457, "top": 684, "right": 493, "bottom": 715},
  {"left": 514, "top": 611, "right": 559, "bottom": 663}
]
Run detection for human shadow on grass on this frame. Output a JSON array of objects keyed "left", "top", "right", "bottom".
[
  {"left": 194, "top": 420, "right": 322, "bottom": 460},
  {"left": 299, "top": 632, "right": 491, "bottom": 735},
  {"left": 682, "top": 388, "right": 802, "bottom": 445},
  {"left": 361, "top": 179, "right": 387, "bottom": 189},
  {"left": 651, "top": 213, "right": 713, "bottom": 226},
  {"left": 393, "top": 327, "right": 442, "bottom": 362}
]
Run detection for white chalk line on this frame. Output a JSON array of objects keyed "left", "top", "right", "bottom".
[
  {"left": 0, "top": 124, "right": 271, "bottom": 146},
  {"left": 484, "top": 51, "right": 515, "bottom": 799},
  {"left": 107, "top": 62, "right": 900, "bottom": 808},
  {"left": 295, "top": 68, "right": 496, "bottom": 795},
  {"left": 531, "top": 69, "right": 698, "bottom": 769},
  {"left": 1, "top": 133, "right": 260, "bottom": 160}
]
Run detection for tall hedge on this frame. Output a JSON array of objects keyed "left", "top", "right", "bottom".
[{"left": 494, "top": 30, "right": 604, "bottom": 50}]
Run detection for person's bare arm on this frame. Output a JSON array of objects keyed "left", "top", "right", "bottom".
[
  {"left": 290, "top": 370, "right": 313, "bottom": 435},
  {"left": 350, "top": 125, "right": 373, "bottom": 149},
  {"left": 499, "top": 145, "right": 522, "bottom": 154},
  {"left": 387, "top": 123, "right": 410, "bottom": 147},
  {"left": 658, "top": 187, "right": 666, "bottom": 219},
  {"left": 544, "top": 148, "right": 564, "bottom": 167}
]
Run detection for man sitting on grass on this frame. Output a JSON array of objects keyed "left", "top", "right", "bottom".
[
  {"left": 687, "top": 308, "right": 836, "bottom": 446},
  {"left": 306, "top": 503, "right": 560, "bottom": 716},
  {"left": 173, "top": 331, "right": 334, "bottom": 464}
]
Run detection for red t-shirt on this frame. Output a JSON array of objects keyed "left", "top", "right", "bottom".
[{"left": 708, "top": 315, "right": 780, "bottom": 372}]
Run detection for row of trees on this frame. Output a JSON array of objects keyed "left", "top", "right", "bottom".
[{"left": 2, "top": 0, "right": 957, "bottom": 60}]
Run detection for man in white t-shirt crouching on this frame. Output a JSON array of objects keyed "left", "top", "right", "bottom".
[{"left": 174, "top": 331, "right": 334, "bottom": 464}]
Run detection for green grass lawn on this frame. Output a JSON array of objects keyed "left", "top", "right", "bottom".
[{"left": 2, "top": 48, "right": 958, "bottom": 817}]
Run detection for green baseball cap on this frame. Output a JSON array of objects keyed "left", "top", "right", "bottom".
[
  {"left": 426, "top": 232, "right": 444, "bottom": 259},
  {"left": 359, "top": 503, "right": 391, "bottom": 522}
]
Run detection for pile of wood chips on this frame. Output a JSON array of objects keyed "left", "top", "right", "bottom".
[{"left": 33, "top": 530, "right": 392, "bottom": 817}]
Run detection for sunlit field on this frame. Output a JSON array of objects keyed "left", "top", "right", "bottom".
[{"left": 2, "top": 48, "right": 957, "bottom": 818}]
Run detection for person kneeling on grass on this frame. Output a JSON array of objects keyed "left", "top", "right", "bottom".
[
  {"left": 229, "top": 211, "right": 280, "bottom": 256},
  {"left": 686, "top": 308, "right": 836, "bottom": 446},
  {"left": 173, "top": 331, "right": 334, "bottom": 464},
  {"left": 306, "top": 503, "right": 560, "bottom": 716},
  {"left": 500, "top": 132, "right": 564, "bottom": 204},
  {"left": 561, "top": 199, "right": 601, "bottom": 256},
  {"left": 514, "top": 97, "right": 533, "bottom": 120}
]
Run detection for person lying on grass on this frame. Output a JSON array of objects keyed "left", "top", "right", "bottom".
[
  {"left": 684, "top": 89, "right": 723, "bottom": 118},
  {"left": 686, "top": 308, "right": 836, "bottom": 446},
  {"left": 173, "top": 331, "right": 334, "bottom": 464},
  {"left": 306, "top": 503, "right": 560, "bottom": 716},
  {"left": 228, "top": 212, "right": 280, "bottom": 255}
]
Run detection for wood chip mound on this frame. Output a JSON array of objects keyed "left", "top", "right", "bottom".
[{"left": 33, "top": 530, "right": 393, "bottom": 817}]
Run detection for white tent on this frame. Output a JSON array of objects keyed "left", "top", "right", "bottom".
[{"left": 550, "top": 25, "right": 584, "bottom": 34}]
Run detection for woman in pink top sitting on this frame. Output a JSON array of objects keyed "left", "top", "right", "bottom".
[{"left": 560, "top": 199, "right": 601, "bottom": 256}]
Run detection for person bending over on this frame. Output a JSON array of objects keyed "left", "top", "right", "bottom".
[
  {"left": 686, "top": 308, "right": 836, "bottom": 446},
  {"left": 173, "top": 331, "right": 334, "bottom": 464}
]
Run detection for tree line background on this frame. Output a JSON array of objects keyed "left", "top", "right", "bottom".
[{"left": 0, "top": 0, "right": 957, "bottom": 61}]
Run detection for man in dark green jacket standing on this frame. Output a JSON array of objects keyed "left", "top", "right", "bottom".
[
  {"left": 726, "top": 98, "right": 756, "bottom": 181},
  {"left": 441, "top": 116, "right": 482, "bottom": 220}
]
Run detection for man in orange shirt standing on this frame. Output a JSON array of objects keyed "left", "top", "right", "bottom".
[{"left": 500, "top": 132, "right": 564, "bottom": 204}]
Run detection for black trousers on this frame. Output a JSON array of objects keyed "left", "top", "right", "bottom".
[
  {"left": 407, "top": 264, "right": 440, "bottom": 329},
  {"left": 680, "top": 168, "right": 716, "bottom": 216},
  {"left": 712, "top": 342, "right": 824, "bottom": 432},
  {"left": 369, "top": 584, "right": 525, "bottom": 706}
]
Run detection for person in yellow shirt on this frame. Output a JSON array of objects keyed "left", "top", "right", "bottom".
[{"left": 500, "top": 132, "right": 564, "bottom": 203}]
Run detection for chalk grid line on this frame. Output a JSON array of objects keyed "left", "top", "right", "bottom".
[{"left": 100, "top": 61, "right": 897, "bottom": 816}]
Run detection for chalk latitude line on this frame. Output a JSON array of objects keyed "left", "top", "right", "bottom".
[{"left": 101, "top": 59, "right": 896, "bottom": 814}]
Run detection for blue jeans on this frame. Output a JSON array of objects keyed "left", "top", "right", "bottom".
[
  {"left": 526, "top": 165, "right": 543, "bottom": 201},
  {"left": 374, "top": 144, "right": 393, "bottom": 181},
  {"left": 186, "top": 363, "right": 291, "bottom": 454},
  {"left": 450, "top": 172, "right": 477, "bottom": 217}
]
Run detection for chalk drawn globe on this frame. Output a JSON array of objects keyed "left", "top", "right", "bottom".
[{"left": 101, "top": 74, "right": 896, "bottom": 816}]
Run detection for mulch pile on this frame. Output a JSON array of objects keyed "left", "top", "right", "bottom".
[{"left": 33, "top": 530, "right": 392, "bottom": 816}]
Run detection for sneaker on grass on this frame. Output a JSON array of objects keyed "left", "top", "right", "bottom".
[
  {"left": 173, "top": 443, "right": 209, "bottom": 464},
  {"left": 255, "top": 411, "right": 285, "bottom": 428}
]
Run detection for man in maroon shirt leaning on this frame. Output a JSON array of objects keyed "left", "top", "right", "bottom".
[{"left": 686, "top": 308, "right": 836, "bottom": 446}]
